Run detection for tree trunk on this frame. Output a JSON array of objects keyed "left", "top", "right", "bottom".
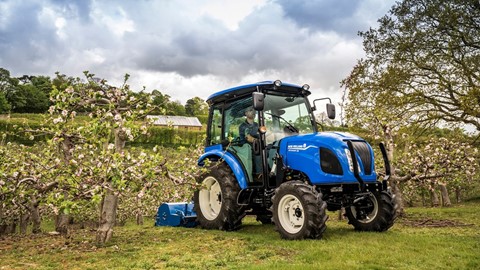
[
  {"left": 421, "top": 188, "right": 426, "bottom": 207},
  {"left": 58, "top": 137, "right": 73, "bottom": 234},
  {"left": 0, "top": 205, "right": 5, "bottom": 236},
  {"left": 55, "top": 191, "right": 71, "bottom": 235},
  {"left": 55, "top": 212, "right": 69, "bottom": 235},
  {"left": 136, "top": 197, "right": 144, "bottom": 225},
  {"left": 95, "top": 126, "right": 124, "bottom": 244},
  {"left": 430, "top": 187, "right": 440, "bottom": 207},
  {"left": 20, "top": 211, "right": 30, "bottom": 235},
  {"left": 136, "top": 214, "right": 144, "bottom": 226},
  {"left": 439, "top": 183, "right": 452, "bottom": 207},
  {"left": 383, "top": 125, "right": 405, "bottom": 216},
  {"left": 0, "top": 224, "right": 6, "bottom": 236},
  {"left": 30, "top": 199, "right": 42, "bottom": 234},
  {"left": 455, "top": 187, "right": 462, "bottom": 203},
  {"left": 114, "top": 128, "right": 126, "bottom": 153},
  {"left": 391, "top": 183, "right": 404, "bottom": 215},
  {"left": 4, "top": 222, "right": 17, "bottom": 234},
  {"left": 96, "top": 190, "right": 118, "bottom": 245}
]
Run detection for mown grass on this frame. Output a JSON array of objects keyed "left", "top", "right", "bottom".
[{"left": 1, "top": 202, "right": 479, "bottom": 270}]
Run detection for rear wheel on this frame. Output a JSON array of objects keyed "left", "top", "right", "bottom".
[
  {"left": 194, "top": 162, "right": 244, "bottom": 231},
  {"left": 272, "top": 181, "right": 328, "bottom": 240},
  {"left": 345, "top": 190, "right": 396, "bottom": 231}
]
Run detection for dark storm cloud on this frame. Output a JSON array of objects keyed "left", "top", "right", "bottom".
[
  {"left": 276, "top": 0, "right": 366, "bottom": 36},
  {"left": 131, "top": 4, "right": 305, "bottom": 78},
  {"left": 0, "top": 1, "right": 62, "bottom": 74},
  {"left": 0, "top": 0, "right": 396, "bottom": 102},
  {"left": 0, "top": 0, "right": 123, "bottom": 76}
]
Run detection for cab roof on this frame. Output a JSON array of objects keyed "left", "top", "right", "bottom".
[{"left": 206, "top": 81, "right": 311, "bottom": 105}]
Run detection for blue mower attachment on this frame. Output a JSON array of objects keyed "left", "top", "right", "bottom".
[{"left": 155, "top": 202, "right": 197, "bottom": 227}]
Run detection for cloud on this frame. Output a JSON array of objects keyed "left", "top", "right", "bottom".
[
  {"left": 275, "top": 0, "right": 360, "bottom": 36},
  {"left": 0, "top": 0, "right": 395, "bottom": 104},
  {"left": 275, "top": 0, "right": 395, "bottom": 37},
  {"left": 50, "top": 0, "right": 92, "bottom": 22}
]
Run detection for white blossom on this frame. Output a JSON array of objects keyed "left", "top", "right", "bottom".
[{"left": 53, "top": 117, "right": 64, "bottom": 124}]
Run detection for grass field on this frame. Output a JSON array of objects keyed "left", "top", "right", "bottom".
[{"left": 1, "top": 202, "right": 479, "bottom": 270}]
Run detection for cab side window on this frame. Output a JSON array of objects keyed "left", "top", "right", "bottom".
[
  {"left": 208, "top": 107, "right": 222, "bottom": 145},
  {"left": 223, "top": 98, "right": 252, "bottom": 142}
]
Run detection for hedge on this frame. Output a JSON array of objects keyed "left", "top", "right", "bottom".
[{"left": 0, "top": 117, "right": 205, "bottom": 147}]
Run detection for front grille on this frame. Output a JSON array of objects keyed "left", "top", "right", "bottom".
[
  {"left": 320, "top": 147, "right": 343, "bottom": 175},
  {"left": 351, "top": 141, "right": 372, "bottom": 175}
]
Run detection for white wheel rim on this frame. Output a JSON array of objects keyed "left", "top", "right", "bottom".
[
  {"left": 199, "top": 176, "right": 222, "bottom": 220},
  {"left": 278, "top": 194, "right": 304, "bottom": 234},
  {"left": 350, "top": 193, "right": 378, "bottom": 223}
]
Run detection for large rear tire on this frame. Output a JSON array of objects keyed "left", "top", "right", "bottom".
[
  {"left": 345, "top": 190, "right": 397, "bottom": 231},
  {"left": 193, "top": 162, "right": 244, "bottom": 231},
  {"left": 272, "top": 181, "right": 328, "bottom": 240}
]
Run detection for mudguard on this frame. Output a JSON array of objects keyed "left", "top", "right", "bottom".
[{"left": 197, "top": 144, "right": 249, "bottom": 189}]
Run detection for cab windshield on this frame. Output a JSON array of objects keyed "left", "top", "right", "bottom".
[{"left": 263, "top": 94, "right": 314, "bottom": 144}]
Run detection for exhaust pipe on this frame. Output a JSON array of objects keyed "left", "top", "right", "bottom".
[{"left": 346, "top": 140, "right": 365, "bottom": 191}]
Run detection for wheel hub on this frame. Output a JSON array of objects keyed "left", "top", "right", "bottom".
[
  {"left": 294, "top": 207, "right": 302, "bottom": 218},
  {"left": 350, "top": 193, "right": 379, "bottom": 223},
  {"left": 278, "top": 194, "right": 305, "bottom": 234},
  {"left": 199, "top": 176, "right": 223, "bottom": 221}
]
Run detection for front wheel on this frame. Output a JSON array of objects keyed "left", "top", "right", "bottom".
[
  {"left": 345, "top": 190, "right": 397, "bottom": 231},
  {"left": 193, "top": 162, "right": 244, "bottom": 231},
  {"left": 272, "top": 181, "right": 328, "bottom": 240}
]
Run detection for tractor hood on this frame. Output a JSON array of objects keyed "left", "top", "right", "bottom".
[
  {"left": 280, "top": 131, "right": 363, "bottom": 147},
  {"left": 277, "top": 131, "right": 377, "bottom": 185}
]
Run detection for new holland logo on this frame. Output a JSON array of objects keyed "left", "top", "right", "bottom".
[{"left": 287, "top": 143, "right": 317, "bottom": 152}]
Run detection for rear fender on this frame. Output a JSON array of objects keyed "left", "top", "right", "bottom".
[{"left": 198, "top": 147, "right": 248, "bottom": 189}]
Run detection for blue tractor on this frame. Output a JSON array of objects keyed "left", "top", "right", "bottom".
[{"left": 194, "top": 80, "right": 397, "bottom": 239}]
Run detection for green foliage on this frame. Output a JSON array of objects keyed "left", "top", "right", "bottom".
[
  {"left": 0, "top": 114, "right": 204, "bottom": 147},
  {"left": 344, "top": 0, "right": 480, "bottom": 132},
  {"left": 150, "top": 89, "right": 188, "bottom": 116},
  {"left": 14, "top": 84, "right": 50, "bottom": 113},
  {"left": 196, "top": 114, "right": 208, "bottom": 124},
  {"left": 0, "top": 92, "right": 10, "bottom": 113},
  {"left": 0, "top": 68, "right": 53, "bottom": 113},
  {"left": 185, "top": 96, "right": 208, "bottom": 116},
  {"left": 135, "top": 126, "right": 204, "bottom": 147}
]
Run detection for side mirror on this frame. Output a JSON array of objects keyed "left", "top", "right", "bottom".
[
  {"left": 252, "top": 92, "right": 264, "bottom": 111},
  {"left": 326, "top": 103, "right": 336, "bottom": 119}
]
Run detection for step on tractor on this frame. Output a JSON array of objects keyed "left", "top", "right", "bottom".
[{"left": 194, "top": 80, "right": 397, "bottom": 239}]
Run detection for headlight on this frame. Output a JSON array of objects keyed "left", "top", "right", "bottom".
[{"left": 345, "top": 148, "right": 362, "bottom": 173}]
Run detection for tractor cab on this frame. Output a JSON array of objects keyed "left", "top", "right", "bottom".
[{"left": 204, "top": 80, "right": 333, "bottom": 187}]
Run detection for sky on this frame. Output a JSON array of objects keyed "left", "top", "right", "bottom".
[{"left": 0, "top": 0, "right": 396, "bottom": 105}]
